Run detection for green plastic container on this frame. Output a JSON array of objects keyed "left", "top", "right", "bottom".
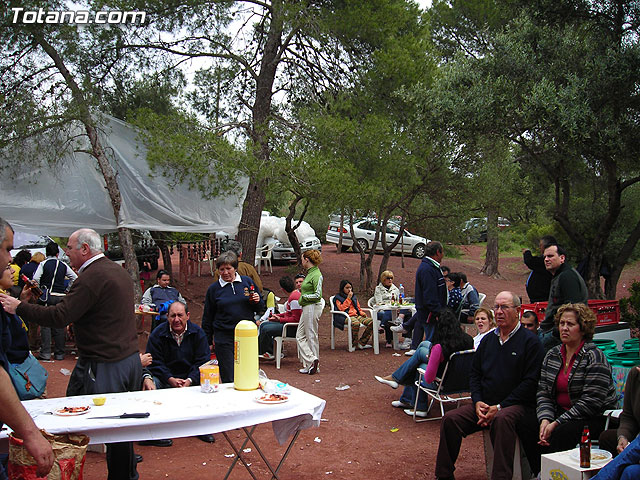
[
  {"left": 594, "top": 339, "right": 617, "bottom": 353},
  {"left": 622, "top": 339, "right": 639, "bottom": 351},
  {"left": 606, "top": 351, "right": 640, "bottom": 366},
  {"left": 609, "top": 352, "right": 640, "bottom": 408}
]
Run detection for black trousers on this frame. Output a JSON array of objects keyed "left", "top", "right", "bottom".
[
  {"left": 213, "top": 328, "right": 235, "bottom": 383},
  {"left": 67, "top": 352, "right": 142, "bottom": 480}
]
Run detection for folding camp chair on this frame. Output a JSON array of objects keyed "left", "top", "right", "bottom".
[{"left": 412, "top": 349, "right": 475, "bottom": 422}]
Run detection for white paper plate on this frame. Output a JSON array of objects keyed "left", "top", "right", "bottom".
[
  {"left": 569, "top": 448, "right": 612, "bottom": 465},
  {"left": 255, "top": 394, "right": 289, "bottom": 404},
  {"left": 54, "top": 406, "right": 91, "bottom": 416}
]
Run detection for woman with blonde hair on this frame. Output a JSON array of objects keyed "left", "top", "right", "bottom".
[
  {"left": 297, "top": 250, "right": 323, "bottom": 375},
  {"left": 374, "top": 270, "right": 412, "bottom": 348},
  {"left": 472, "top": 307, "right": 496, "bottom": 349}
]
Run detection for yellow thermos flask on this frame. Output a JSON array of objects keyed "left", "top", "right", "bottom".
[{"left": 234, "top": 320, "right": 259, "bottom": 390}]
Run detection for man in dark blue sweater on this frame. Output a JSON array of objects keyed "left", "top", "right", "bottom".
[
  {"left": 435, "top": 291, "right": 544, "bottom": 480},
  {"left": 142, "top": 301, "right": 214, "bottom": 444},
  {"left": 392, "top": 241, "right": 447, "bottom": 353}
]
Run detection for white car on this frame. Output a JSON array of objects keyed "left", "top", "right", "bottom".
[
  {"left": 326, "top": 219, "right": 428, "bottom": 258},
  {"left": 262, "top": 235, "right": 322, "bottom": 263}
]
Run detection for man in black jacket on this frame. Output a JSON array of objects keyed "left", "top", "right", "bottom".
[
  {"left": 540, "top": 244, "right": 588, "bottom": 350},
  {"left": 522, "top": 235, "right": 556, "bottom": 303}
]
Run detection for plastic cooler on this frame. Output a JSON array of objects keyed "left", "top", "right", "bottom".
[{"left": 521, "top": 300, "right": 620, "bottom": 326}]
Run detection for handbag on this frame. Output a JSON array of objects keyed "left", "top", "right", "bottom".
[
  {"left": 38, "top": 259, "right": 60, "bottom": 305},
  {"left": 9, "top": 352, "right": 48, "bottom": 400}
]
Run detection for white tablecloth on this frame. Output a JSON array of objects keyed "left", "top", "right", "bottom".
[{"left": 5, "top": 383, "right": 325, "bottom": 446}]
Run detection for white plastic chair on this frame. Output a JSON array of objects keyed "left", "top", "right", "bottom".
[
  {"left": 275, "top": 298, "right": 324, "bottom": 369},
  {"left": 367, "top": 297, "right": 383, "bottom": 355},
  {"left": 257, "top": 244, "right": 273, "bottom": 275},
  {"left": 478, "top": 292, "right": 487, "bottom": 307},
  {"left": 330, "top": 295, "right": 372, "bottom": 352},
  {"left": 275, "top": 322, "right": 298, "bottom": 369},
  {"left": 197, "top": 249, "right": 214, "bottom": 277}
]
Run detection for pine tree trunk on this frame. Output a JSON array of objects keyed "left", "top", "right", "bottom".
[
  {"left": 480, "top": 209, "right": 502, "bottom": 279},
  {"left": 35, "top": 33, "right": 141, "bottom": 300}
]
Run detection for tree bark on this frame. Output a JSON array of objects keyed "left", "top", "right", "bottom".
[
  {"left": 239, "top": 1, "right": 287, "bottom": 265},
  {"left": 149, "top": 231, "right": 172, "bottom": 277},
  {"left": 480, "top": 208, "right": 501, "bottom": 278},
  {"left": 336, "top": 211, "right": 344, "bottom": 254},
  {"left": 284, "top": 195, "right": 307, "bottom": 267},
  {"left": 35, "top": 33, "right": 142, "bottom": 300},
  {"left": 237, "top": 178, "right": 266, "bottom": 265}
]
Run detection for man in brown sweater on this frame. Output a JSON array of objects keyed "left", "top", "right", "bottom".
[{"left": 1, "top": 228, "right": 141, "bottom": 480}]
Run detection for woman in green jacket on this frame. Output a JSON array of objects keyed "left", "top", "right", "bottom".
[{"left": 297, "top": 250, "right": 323, "bottom": 375}]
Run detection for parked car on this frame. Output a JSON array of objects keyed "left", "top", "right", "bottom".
[
  {"left": 262, "top": 235, "right": 322, "bottom": 263},
  {"left": 462, "top": 217, "right": 511, "bottom": 243},
  {"left": 326, "top": 219, "right": 429, "bottom": 258}
]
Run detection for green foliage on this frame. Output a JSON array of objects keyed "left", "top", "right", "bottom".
[
  {"left": 620, "top": 281, "right": 640, "bottom": 330},
  {"left": 419, "top": 0, "right": 640, "bottom": 296},
  {"left": 131, "top": 108, "right": 245, "bottom": 198},
  {"left": 443, "top": 244, "right": 463, "bottom": 259},
  {"left": 497, "top": 229, "right": 526, "bottom": 255}
]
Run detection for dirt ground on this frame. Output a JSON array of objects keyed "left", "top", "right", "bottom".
[{"left": 41, "top": 244, "right": 640, "bottom": 479}]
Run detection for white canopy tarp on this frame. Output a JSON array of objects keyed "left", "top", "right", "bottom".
[{"left": 0, "top": 114, "right": 247, "bottom": 236}]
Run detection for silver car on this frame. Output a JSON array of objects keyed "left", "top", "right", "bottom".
[{"left": 326, "top": 219, "right": 428, "bottom": 258}]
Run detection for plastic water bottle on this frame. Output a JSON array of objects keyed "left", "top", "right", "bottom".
[{"left": 399, "top": 284, "right": 405, "bottom": 304}]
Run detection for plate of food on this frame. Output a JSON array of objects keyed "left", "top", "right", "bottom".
[
  {"left": 255, "top": 393, "right": 289, "bottom": 404},
  {"left": 54, "top": 406, "right": 91, "bottom": 416},
  {"left": 569, "top": 448, "right": 612, "bottom": 465}
]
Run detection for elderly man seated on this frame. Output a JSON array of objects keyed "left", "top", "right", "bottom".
[
  {"left": 140, "top": 301, "right": 213, "bottom": 445},
  {"left": 434, "top": 291, "right": 545, "bottom": 480},
  {"left": 142, "top": 270, "right": 186, "bottom": 331}
]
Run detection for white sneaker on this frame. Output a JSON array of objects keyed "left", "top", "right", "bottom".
[
  {"left": 299, "top": 366, "right": 310, "bottom": 374},
  {"left": 258, "top": 352, "right": 275, "bottom": 360},
  {"left": 404, "top": 349, "right": 415, "bottom": 356},
  {"left": 357, "top": 343, "right": 373, "bottom": 350},
  {"left": 403, "top": 408, "right": 429, "bottom": 418},
  {"left": 399, "top": 339, "right": 412, "bottom": 350},
  {"left": 391, "top": 400, "right": 411, "bottom": 409},
  {"left": 390, "top": 324, "right": 406, "bottom": 333}
]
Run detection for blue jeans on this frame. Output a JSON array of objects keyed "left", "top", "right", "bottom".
[
  {"left": 392, "top": 341, "right": 434, "bottom": 410},
  {"left": 0, "top": 453, "right": 7, "bottom": 480},
  {"left": 258, "top": 321, "right": 284, "bottom": 355},
  {"left": 593, "top": 435, "right": 640, "bottom": 480}
]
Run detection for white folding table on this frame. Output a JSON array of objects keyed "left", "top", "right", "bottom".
[{"left": 1, "top": 383, "right": 326, "bottom": 479}]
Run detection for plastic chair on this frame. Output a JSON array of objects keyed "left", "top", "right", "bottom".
[
  {"left": 275, "top": 322, "right": 299, "bottom": 369},
  {"left": 329, "top": 295, "right": 372, "bottom": 352},
  {"left": 367, "top": 297, "right": 382, "bottom": 354},
  {"left": 197, "top": 250, "right": 214, "bottom": 277},
  {"left": 275, "top": 298, "right": 324, "bottom": 369},
  {"left": 478, "top": 292, "right": 487, "bottom": 307},
  {"left": 257, "top": 244, "right": 273, "bottom": 275},
  {"left": 411, "top": 349, "right": 475, "bottom": 422}
]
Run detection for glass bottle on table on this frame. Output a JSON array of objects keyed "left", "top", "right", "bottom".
[{"left": 580, "top": 425, "right": 590, "bottom": 468}]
